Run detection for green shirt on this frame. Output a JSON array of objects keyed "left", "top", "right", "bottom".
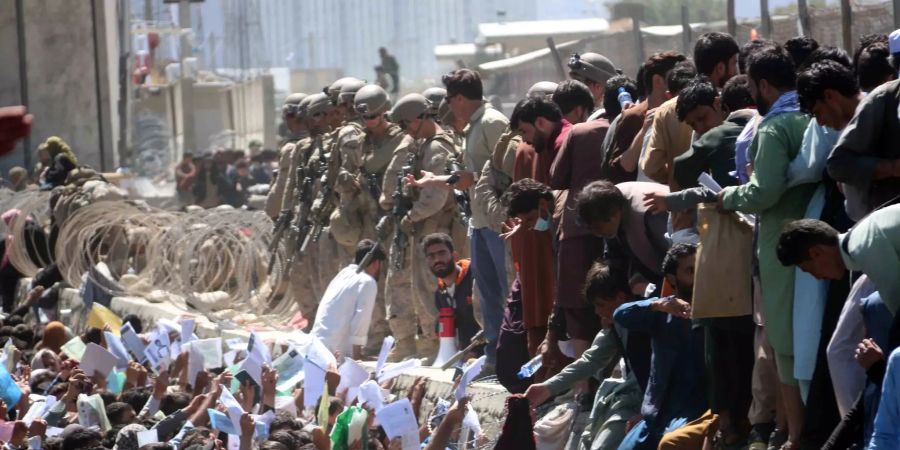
[
  {"left": 840, "top": 205, "right": 900, "bottom": 314},
  {"left": 722, "top": 111, "right": 815, "bottom": 358}
]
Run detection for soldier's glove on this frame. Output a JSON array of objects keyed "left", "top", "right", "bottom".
[{"left": 375, "top": 215, "right": 394, "bottom": 239}]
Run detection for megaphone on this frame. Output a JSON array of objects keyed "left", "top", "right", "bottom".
[{"left": 432, "top": 307, "right": 458, "bottom": 367}]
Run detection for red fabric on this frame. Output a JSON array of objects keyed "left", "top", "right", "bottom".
[
  {"left": 494, "top": 394, "right": 536, "bottom": 450},
  {"left": 511, "top": 142, "right": 555, "bottom": 330}
]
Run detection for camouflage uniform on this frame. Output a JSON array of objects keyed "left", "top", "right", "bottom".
[{"left": 381, "top": 131, "right": 457, "bottom": 349}]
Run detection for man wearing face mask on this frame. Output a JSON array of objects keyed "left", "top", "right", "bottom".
[
  {"left": 424, "top": 233, "right": 480, "bottom": 353},
  {"left": 500, "top": 178, "right": 557, "bottom": 357}
]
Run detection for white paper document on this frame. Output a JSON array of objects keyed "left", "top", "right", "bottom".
[
  {"left": 455, "top": 355, "right": 486, "bottom": 401},
  {"left": 80, "top": 343, "right": 119, "bottom": 378},
  {"left": 375, "top": 398, "right": 420, "bottom": 450}
]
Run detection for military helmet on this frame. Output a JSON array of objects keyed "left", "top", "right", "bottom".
[
  {"left": 526, "top": 81, "right": 558, "bottom": 99},
  {"left": 304, "top": 92, "right": 334, "bottom": 117},
  {"left": 338, "top": 78, "right": 368, "bottom": 106},
  {"left": 422, "top": 87, "right": 447, "bottom": 116},
  {"left": 389, "top": 93, "right": 430, "bottom": 124},
  {"left": 282, "top": 92, "right": 308, "bottom": 118},
  {"left": 567, "top": 52, "right": 618, "bottom": 84},
  {"left": 354, "top": 84, "right": 391, "bottom": 118},
  {"left": 326, "top": 77, "right": 361, "bottom": 103}
]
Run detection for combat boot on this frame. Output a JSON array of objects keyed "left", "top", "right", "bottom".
[{"left": 387, "top": 337, "right": 416, "bottom": 362}]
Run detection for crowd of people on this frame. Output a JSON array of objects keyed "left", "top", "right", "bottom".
[
  {"left": 267, "top": 28, "right": 900, "bottom": 449},
  {"left": 0, "top": 22, "right": 898, "bottom": 450},
  {"left": 174, "top": 144, "right": 279, "bottom": 210}
]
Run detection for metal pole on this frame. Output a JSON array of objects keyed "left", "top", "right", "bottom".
[
  {"left": 760, "top": 0, "right": 772, "bottom": 38},
  {"left": 179, "top": 0, "right": 195, "bottom": 157},
  {"left": 14, "top": 0, "right": 31, "bottom": 171},
  {"left": 727, "top": 0, "right": 736, "bottom": 37},
  {"left": 545, "top": 37, "right": 568, "bottom": 81},
  {"left": 895, "top": 0, "right": 900, "bottom": 29},
  {"left": 631, "top": 14, "right": 645, "bottom": 69},
  {"left": 90, "top": 0, "right": 108, "bottom": 172},
  {"left": 117, "top": 0, "right": 131, "bottom": 170},
  {"left": 797, "top": 0, "right": 811, "bottom": 37},
  {"left": 840, "top": 0, "right": 852, "bottom": 52},
  {"left": 681, "top": 5, "right": 691, "bottom": 55}
]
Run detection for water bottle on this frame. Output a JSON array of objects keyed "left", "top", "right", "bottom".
[
  {"left": 517, "top": 354, "right": 543, "bottom": 379},
  {"left": 617, "top": 87, "right": 634, "bottom": 109}
]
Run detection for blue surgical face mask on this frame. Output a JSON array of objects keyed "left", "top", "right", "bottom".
[{"left": 533, "top": 208, "right": 550, "bottom": 232}]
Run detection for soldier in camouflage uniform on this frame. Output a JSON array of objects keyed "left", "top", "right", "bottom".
[
  {"left": 265, "top": 93, "right": 308, "bottom": 220},
  {"left": 330, "top": 84, "right": 411, "bottom": 355},
  {"left": 310, "top": 78, "right": 366, "bottom": 287},
  {"left": 381, "top": 94, "right": 461, "bottom": 361},
  {"left": 285, "top": 92, "right": 335, "bottom": 322}
]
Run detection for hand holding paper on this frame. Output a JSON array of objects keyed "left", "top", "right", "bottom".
[{"left": 455, "top": 355, "right": 486, "bottom": 401}]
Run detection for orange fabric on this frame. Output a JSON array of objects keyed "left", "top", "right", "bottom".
[{"left": 438, "top": 259, "right": 471, "bottom": 290}]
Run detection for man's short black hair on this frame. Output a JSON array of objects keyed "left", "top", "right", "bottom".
[
  {"left": 662, "top": 243, "right": 697, "bottom": 276},
  {"left": 62, "top": 428, "right": 102, "bottom": 450},
  {"left": 354, "top": 239, "right": 386, "bottom": 265},
  {"left": 584, "top": 262, "right": 631, "bottom": 303},
  {"left": 635, "top": 63, "right": 647, "bottom": 99},
  {"left": 721, "top": 74, "right": 755, "bottom": 112},
  {"left": 676, "top": 77, "right": 718, "bottom": 122},
  {"left": 442, "top": 69, "right": 483, "bottom": 100},
  {"left": 853, "top": 33, "right": 888, "bottom": 71},
  {"left": 160, "top": 391, "right": 191, "bottom": 415},
  {"left": 693, "top": 32, "right": 740, "bottom": 76},
  {"left": 510, "top": 97, "right": 562, "bottom": 130},
  {"left": 120, "top": 387, "right": 150, "bottom": 413},
  {"left": 776, "top": 219, "right": 839, "bottom": 266},
  {"left": 643, "top": 51, "right": 688, "bottom": 93},
  {"left": 422, "top": 232, "right": 454, "bottom": 254},
  {"left": 784, "top": 36, "right": 820, "bottom": 67},
  {"left": 667, "top": 60, "right": 698, "bottom": 96},
  {"left": 797, "top": 60, "right": 860, "bottom": 114},
  {"left": 603, "top": 74, "right": 638, "bottom": 119},
  {"left": 739, "top": 39, "right": 775, "bottom": 74},
  {"left": 856, "top": 42, "right": 896, "bottom": 92},
  {"left": 501, "top": 178, "right": 554, "bottom": 218},
  {"left": 747, "top": 46, "right": 796, "bottom": 91},
  {"left": 575, "top": 180, "right": 627, "bottom": 225},
  {"left": 552, "top": 79, "right": 594, "bottom": 116},
  {"left": 801, "top": 46, "right": 852, "bottom": 70},
  {"left": 106, "top": 402, "right": 133, "bottom": 426}
]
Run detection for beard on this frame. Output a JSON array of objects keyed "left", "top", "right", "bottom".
[
  {"left": 532, "top": 130, "right": 549, "bottom": 154},
  {"left": 755, "top": 93, "right": 771, "bottom": 116},
  {"left": 430, "top": 263, "right": 455, "bottom": 278},
  {"left": 676, "top": 283, "right": 694, "bottom": 302}
]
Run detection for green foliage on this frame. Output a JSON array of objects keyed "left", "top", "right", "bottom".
[
  {"left": 772, "top": 0, "right": 830, "bottom": 16},
  {"left": 635, "top": 0, "right": 727, "bottom": 26}
]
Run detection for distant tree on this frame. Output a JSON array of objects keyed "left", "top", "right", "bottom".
[
  {"left": 629, "top": 0, "right": 727, "bottom": 26},
  {"left": 772, "top": 0, "right": 830, "bottom": 15}
]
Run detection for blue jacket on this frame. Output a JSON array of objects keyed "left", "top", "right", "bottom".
[{"left": 613, "top": 297, "right": 707, "bottom": 428}]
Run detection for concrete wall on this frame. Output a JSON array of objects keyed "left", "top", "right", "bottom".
[
  {"left": 0, "top": 0, "right": 120, "bottom": 176},
  {"left": 227, "top": 74, "right": 276, "bottom": 151},
  {"left": 289, "top": 68, "right": 344, "bottom": 97}
]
